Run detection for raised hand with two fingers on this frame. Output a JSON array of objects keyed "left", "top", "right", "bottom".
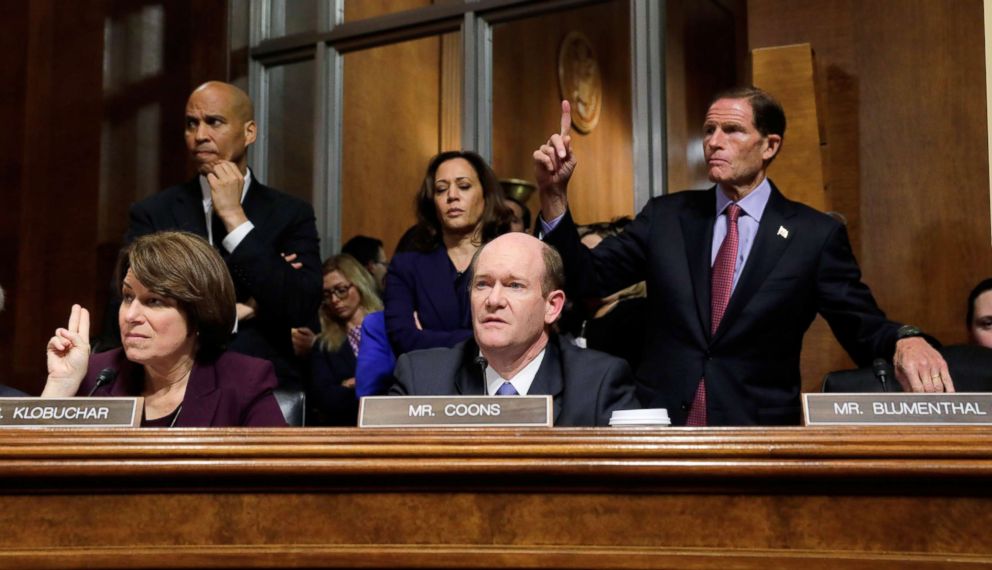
[{"left": 43, "top": 304, "right": 91, "bottom": 397}]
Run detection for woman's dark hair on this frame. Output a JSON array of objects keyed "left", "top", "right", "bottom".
[
  {"left": 119, "top": 231, "right": 236, "bottom": 361},
  {"left": 408, "top": 150, "right": 513, "bottom": 252},
  {"left": 966, "top": 278, "right": 992, "bottom": 328}
]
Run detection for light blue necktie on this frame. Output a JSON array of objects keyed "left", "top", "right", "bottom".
[{"left": 495, "top": 382, "right": 518, "bottom": 396}]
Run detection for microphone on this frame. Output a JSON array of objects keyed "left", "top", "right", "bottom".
[
  {"left": 87, "top": 368, "right": 117, "bottom": 397},
  {"left": 474, "top": 355, "right": 489, "bottom": 395},
  {"left": 169, "top": 404, "right": 183, "bottom": 428},
  {"left": 872, "top": 358, "right": 889, "bottom": 393}
]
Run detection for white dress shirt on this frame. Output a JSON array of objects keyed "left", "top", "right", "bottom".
[{"left": 484, "top": 348, "right": 547, "bottom": 396}]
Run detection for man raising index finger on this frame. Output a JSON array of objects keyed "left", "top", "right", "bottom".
[{"left": 535, "top": 85, "right": 951, "bottom": 427}]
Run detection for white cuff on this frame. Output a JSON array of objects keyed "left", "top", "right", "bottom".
[{"left": 221, "top": 220, "right": 254, "bottom": 253}]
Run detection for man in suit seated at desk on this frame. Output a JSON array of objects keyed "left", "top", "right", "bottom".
[{"left": 390, "top": 233, "right": 638, "bottom": 427}]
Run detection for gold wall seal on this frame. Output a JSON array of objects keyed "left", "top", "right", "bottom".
[{"left": 557, "top": 31, "right": 602, "bottom": 134}]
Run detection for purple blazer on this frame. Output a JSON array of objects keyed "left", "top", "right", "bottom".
[{"left": 80, "top": 349, "right": 287, "bottom": 427}]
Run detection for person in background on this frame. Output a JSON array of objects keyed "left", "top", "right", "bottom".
[
  {"left": 558, "top": 218, "right": 648, "bottom": 374},
  {"left": 0, "top": 285, "right": 27, "bottom": 397},
  {"left": 505, "top": 196, "right": 532, "bottom": 233},
  {"left": 966, "top": 278, "right": 992, "bottom": 348},
  {"left": 307, "top": 254, "right": 382, "bottom": 425},
  {"left": 391, "top": 233, "right": 637, "bottom": 427},
  {"left": 354, "top": 309, "right": 396, "bottom": 398},
  {"left": 42, "top": 231, "right": 286, "bottom": 427},
  {"left": 126, "top": 81, "right": 322, "bottom": 391},
  {"left": 341, "top": 235, "right": 389, "bottom": 293},
  {"left": 384, "top": 150, "right": 513, "bottom": 357}
]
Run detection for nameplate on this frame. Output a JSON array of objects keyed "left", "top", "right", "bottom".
[
  {"left": 0, "top": 398, "right": 142, "bottom": 428},
  {"left": 359, "top": 396, "right": 553, "bottom": 428},
  {"left": 804, "top": 393, "right": 992, "bottom": 426}
]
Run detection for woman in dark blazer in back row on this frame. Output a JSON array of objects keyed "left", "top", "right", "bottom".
[{"left": 384, "top": 150, "right": 513, "bottom": 357}]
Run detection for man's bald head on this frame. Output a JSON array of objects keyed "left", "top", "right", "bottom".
[{"left": 190, "top": 81, "right": 254, "bottom": 123}]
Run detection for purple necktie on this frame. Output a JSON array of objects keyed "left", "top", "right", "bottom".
[
  {"left": 495, "top": 382, "right": 518, "bottom": 396},
  {"left": 687, "top": 203, "right": 741, "bottom": 427}
]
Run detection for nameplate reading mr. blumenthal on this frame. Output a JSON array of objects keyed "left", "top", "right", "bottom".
[
  {"left": 359, "top": 396, "right": 553, "bottom": 428},
  {"left": 0, "top": 398, "right": 142, "bottom": 428},
  {"left": 804, "top": 393, "right": 992, "bottom": 426}
]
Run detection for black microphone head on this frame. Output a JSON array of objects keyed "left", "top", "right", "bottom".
[
  {"left": 872, "top": 358, "right": 888, "bottom": 375},
  {"left": 87, "top": 368, "right": 118, "bottom": 397},
  {"left": 95, "top": 367, "right": 117, "bottom": 386},
  {"left": 474, "top": 355, "right": 488, "bottom": 367}
]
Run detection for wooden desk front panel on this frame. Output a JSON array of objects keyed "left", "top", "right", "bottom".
[{"left": 0, "top": 427, "right": 989, "bottom": 569}]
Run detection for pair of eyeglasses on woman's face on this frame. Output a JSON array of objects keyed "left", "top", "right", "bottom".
[{"left": 322, "top": 283, "right": 354, "bottom": 301}]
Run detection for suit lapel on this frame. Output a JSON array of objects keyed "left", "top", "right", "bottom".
[
  {"left": 713, "top": 184, "right": 796, "bottom": 345},
  {"left": 173, "top": 360, "right": 222, "bottom": 427},
  {"left": 680, "top": 189, "right": 718, "bottom": 342},
  {"left": 172, "top": 178, "right": 209, "bottom": 238},
  {"left": 455, "top": 339, "right": 486, "bottom": 395},
  {"left": 241, "top": 177, "right": 275, "bottom": 229},
  {"left": 529, "top": 338, "right": 564, "bottom": 424}
]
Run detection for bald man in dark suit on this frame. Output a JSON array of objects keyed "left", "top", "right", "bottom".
[
  {"left": 126, "top": 81, "right": 321, "bottom": 388},
  {"left": 391, "top": 233, "right": 637, "bottom": 427}
]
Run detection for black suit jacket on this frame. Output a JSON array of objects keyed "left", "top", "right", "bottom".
[
  {"left": 126, "top": 175, "right": 322, "bottom": 387},
  {"left": 545, "top": 183, "right": 901, "bottom": 426},
  {"left": 390, "top": 335, "right": 639, "bottom": 427}
]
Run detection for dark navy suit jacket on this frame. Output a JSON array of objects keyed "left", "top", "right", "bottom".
[
  {"left": 390, "top": 335, "right": 639, "bottom": 427},
  {"left": 384, "top": 247, "right": 473, "bottom": 356},
  {"left": 545, "top": 183, "right": 902, "bottom": 426},
  {"left": 126, "top": 175, "right": 322, "bottom": 387},
  {"left": 82, "top": 348, "right": 287, "bottom": 427},
  {"left": 309, "top": 340, "right": 359, "bottom": 426}
]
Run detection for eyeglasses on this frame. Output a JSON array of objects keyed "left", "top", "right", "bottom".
[{"left": 323, "top": 283, "right": 354, "bottom": 301}]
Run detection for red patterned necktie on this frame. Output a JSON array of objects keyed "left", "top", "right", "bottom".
[
  {"left": 686, "top": 203, "right": 742, "bottom": 427},
  {"left": 347, "top": 326, "right": 362, "bottom": 356}
]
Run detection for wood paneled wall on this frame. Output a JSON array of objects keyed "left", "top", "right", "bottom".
[
  {"left": 749, "top": 0, "right": 991, "bottom": 388},
  {"left": 340, "top": 34, "right": 441, "bottom": 255},
  {"left": 665, "top": 0, "right": 744, "bottom": 193},
  {"left": 491, "top": 1, "right": 634, "bottom": 225}
]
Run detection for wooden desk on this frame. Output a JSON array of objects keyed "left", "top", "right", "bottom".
[{"left": 0, "top": 427, "right": 989, "bottom": 568}]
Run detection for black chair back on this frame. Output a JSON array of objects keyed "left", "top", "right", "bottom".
[
  {"left": 273, "top": 387, "right": 306, "bottom": 426},
  {"left": 822, "top": 344, "right": 992, "bottom": 392}
]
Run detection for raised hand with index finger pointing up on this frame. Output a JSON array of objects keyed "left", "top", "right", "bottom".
[{"left": 532, "top": 100, "right": 577, "bottom": 220}]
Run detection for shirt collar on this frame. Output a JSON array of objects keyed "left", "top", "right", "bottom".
[
  {"left": 715, "top": 177, "right": 772, "bottom": 221},
  {"left": 199, "top": 167, "right": 253, "bottom": 205},
  {"left": 484, "top": 347, "right": 547, "bottom": 396}
]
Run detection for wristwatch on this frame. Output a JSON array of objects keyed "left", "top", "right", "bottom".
[{"left": 896, "top": 324, "right": 924, "bottom": 340}]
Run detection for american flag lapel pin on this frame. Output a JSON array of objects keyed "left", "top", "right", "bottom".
[{"left": 777, "top": 225, "right": 789, "bottom": 239}]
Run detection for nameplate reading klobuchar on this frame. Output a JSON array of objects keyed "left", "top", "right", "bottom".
[
  {"left": 359, "top": 396, "right": 553, "bottom": 427},
  {"left": 804, "top": 393, "right": 992, "bottom": 426},
  {"left": 0, "top": 398, "right": 142, "bottom": 428}
]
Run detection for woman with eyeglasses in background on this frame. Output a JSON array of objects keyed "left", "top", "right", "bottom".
[{"left": 306, "top": 254, "right": 382, "bottom": 425}]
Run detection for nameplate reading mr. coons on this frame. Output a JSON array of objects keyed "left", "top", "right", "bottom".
[
  {"left": 0, "top": 398, "right": 142, "bottom": 428},
  {"left": 804, "top": 393, "right": 992, "bottom": 426},
  {"left": 359, "top": 396, "right": 553, "bottom": 427}
]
